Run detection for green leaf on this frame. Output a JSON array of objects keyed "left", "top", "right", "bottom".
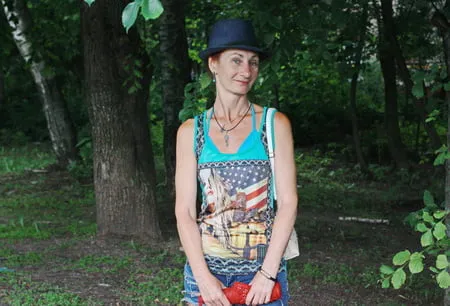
[
  {"left": 84, "top": 0, "right": 95, "bottom": 6},
  {"left": 199, "top": 73, "right": 212, "bottom": 90},
  {"left": 430, "top": 266, "right": 439, "bottom": 273},
  {"left": 421, "top": 230, "right": 434, "bottom": 247},
  {"left": 141, "top": 0, "right": 164, "bottom": 20},
  {"left": 264, "top": 33, "right": 275, "bottom": 45},
  {"left": 412, "top": 82, "right": 424, "bottom": 98},
  {"left": 391, "top": 268, "right": 406, "bottom": 289},
  {"left": 122, "top": 1, "right": 141, "bottom": 33},
  {"left": 269, "top": 17, "right": 282, "bottom": 30},
  {"left": 433, "top": 210, "right": 447, "bottom": 219},
  {"left": 408, "top": 252, "right": 424, "bottom": 274},
  {"left": 381, "top": 278, "right": 390, "bottom": 288},
  {"left": 444, "top": 82, "right": 450, "bottom": 91},
  {"left": 416, "top": 222, "right": 428, "bottom": 233},
  {"left": 380, "top": 265, "right": 394, "bottom": 275},
  {"left": 422, "top": 211, "right": 434, "bottom": 223},
  {"left": 423, "top": 191, "right": 435, "bottom": 208},
  {"left": 393, "top": 250, "right": 410, "bottom": 266},
  {"left": 433, "top": 151, "right": 450, "bottom": 166},
  {"left": 433, "top": 222, "right": 447, "bottom": 240},
  {"left": 436, "top": 254, "right": 449, "bottom": 270},
  {"left": 436, "top": 270, "right": 450, "bottom": 289}
]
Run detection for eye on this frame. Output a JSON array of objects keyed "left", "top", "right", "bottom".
[
  {"left": 232, "top": 58, "right": 242, "bottom": 65},
  {"left": 250, "top": 61, "right": 259, "bottom": 68}
]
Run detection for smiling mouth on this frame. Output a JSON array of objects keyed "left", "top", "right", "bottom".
[{"left": 236, "top": 80, "right": 250, "bottom": 85}]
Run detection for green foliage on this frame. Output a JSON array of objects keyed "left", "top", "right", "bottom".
[
  {"left": 380, "top": 190, "right": 450, "bottom": 289},
  {"left": 180, "top": 73, "right": 214, "bottom": 122},
  {"left": 126, "top": 267, "right": 183, "bottom": 304},
  {"left": 67, "top": 137, "right": 93, "bottom": 181},
  {"left": 121, "top": 0, "right": 164, "bottom": 32},
  {"left": 0, "top": 145, "right": 55, "bottom": 175},
  {"left": 70, "top": 255, "right": 132, "bottom": 273},
  {"left": 1, "top": 274, "right": 96, "bottom": 306}
]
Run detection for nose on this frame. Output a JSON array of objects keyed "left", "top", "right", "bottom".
[{"left": 240, "top": 62, "right": 251, "bottom": 78}]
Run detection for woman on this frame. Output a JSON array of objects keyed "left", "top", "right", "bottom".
[{"left": 175, "top": 18, "right": 298, "bottom": 306}]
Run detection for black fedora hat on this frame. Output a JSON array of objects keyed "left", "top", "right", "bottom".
[{"left": 199, "top": 19, "right": 269, "bottom": 61}]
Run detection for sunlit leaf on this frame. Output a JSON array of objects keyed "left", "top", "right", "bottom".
[
  {"left": 141, "top": 0, "right": 164, "bottom": 20},
  {"left": 420, "top": 230, "right": 433, "bottom": 247},
  {"left": 422, "top": 211, "right": 434, "bottom": 223},
  {"left": 391, "top": 268, "right": 406, "bottom": 289},
  {"left": 433, "top": 210, "right": 447, "bottom": 219},
  {"left": 436, "top": 270, "right": 450, "bottom": 289},
  {"left": 436, "top": 254, "right": 449, "bottom": 270},
  {"left": 430, "top": 266, "right": 439, "bottom": 273},
  {"left": 380, "top": 265, "right": 394, "bottom": 275},
  {"left": 415, "top": 222, "right": 428, "bottom": 233},
  {"left": 381, "top": 278, "right": 390, "bottom": 288},
  {"left": 122, "top": 1, "right": 141, "bottom": 33},
  {"left": 408, "top": 252, "right": 424, "bottom": 274},
  {"left": 84, "top": 0, "right": 95, "bottom": 6},
  {"left": 393, "top": 250, "right": 410, "bottom": 266},
  {"left": 433, "top": 222, "right": 447, "bottom": 240}
]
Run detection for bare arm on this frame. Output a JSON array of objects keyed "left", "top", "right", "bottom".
[
  {"left": 246, "top": 111, "right": 298, "bottom": 305},
  {"left": 175, "top": 119, "right": 230, "bottom": 306},
  {"left": 261, "top": 111, "right": 298, "bottom": 273}
]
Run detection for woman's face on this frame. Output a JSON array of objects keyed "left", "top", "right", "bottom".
[{"left": 209, "top": 49, "right": 260, "bottom": 96}]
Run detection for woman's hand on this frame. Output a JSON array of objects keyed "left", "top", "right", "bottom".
[
  {"left": 198, "top": 274, "right": 231, "bottom": 306},
  {"left": 245, "top": 271, "right": 276, "bottom": 305}
]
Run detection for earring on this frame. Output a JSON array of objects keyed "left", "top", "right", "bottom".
[{"left": 212, "top": 72, "right": 216, "bottom": 83}]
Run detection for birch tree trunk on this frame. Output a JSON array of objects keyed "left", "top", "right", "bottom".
[
  {"left": 158, "top": 0, "right": 190, "bottom": 200},
  {"left": 1, "top": 0, "right": 78, "bottom": 166},
  {"left": 81, "top": 0, "right": 161, "bottom": 241}
]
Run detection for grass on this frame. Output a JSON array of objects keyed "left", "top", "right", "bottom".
[
  {"left": 0, "top": 144, "right": 446, "bottom": 305},
  {"left": 0, "top": 274, "right": 99, "bottom": 306},
  {"left": 0, "top": 145, "right": 55, "bottom": 174}
]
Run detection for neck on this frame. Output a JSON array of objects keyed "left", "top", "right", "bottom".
[{"left": 213, "top": 93, "right": 250, "bottom": 124}]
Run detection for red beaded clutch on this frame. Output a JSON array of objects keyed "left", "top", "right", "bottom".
[{"left": 198, "top": 281, "right": 281, "bottom": 305}]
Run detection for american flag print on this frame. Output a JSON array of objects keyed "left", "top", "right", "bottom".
[{"left": 198, "top": 160, "right": 272, "bottom": 260}]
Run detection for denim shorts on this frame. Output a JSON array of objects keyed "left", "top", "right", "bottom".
[{"left": 182, "top": 263, "right": 289, "bottom": 305}]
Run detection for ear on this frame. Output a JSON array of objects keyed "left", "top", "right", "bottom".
[{"left": 208, "top": 57, "right": 217, "bottom": 74}]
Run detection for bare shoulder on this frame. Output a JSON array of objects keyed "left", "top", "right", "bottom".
[
  {"left": 177, "top": 118, "right": 195, "bottom": 138},
  {"left": 274, "top": 111, "right": 292, "bottom": 132}
]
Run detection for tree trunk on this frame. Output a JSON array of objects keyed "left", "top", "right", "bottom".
[
  {"left": 158, "top": 0, "right": 190, "bottom": 200},
  {"left": 81, "top": 0, "right": 161, "bottom": 241},
  {"left": 273, "top": 84, "right": 280, "bottom": 109},
  {"left": 349, "top": 1, "right": 368, "bottom": 173},
  {"left": 380, "top": 0, "right": 442, "bottom": 150},
  {"left": 0, "top": 68, "right": 4, "bottom": 109},
  {"left": 431, "top": 3, "right": 450, "bottom": 304},
  {"left": 377, "top": 0, "right": 409, "bottom": 168},
  {"left": 1, "top": 0, "right": 78, "bottom": 166}
]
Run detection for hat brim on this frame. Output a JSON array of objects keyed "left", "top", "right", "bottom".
[{"left": 199, "top": 45, "right": 270, "bottom": 61}]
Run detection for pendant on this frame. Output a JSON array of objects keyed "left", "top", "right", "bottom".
[{"left": 224, "top": 133, "right": 229, "bottom": 147}]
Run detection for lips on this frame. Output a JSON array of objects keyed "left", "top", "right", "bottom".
[{"left": 235, "top": 80, "right": 250, "bottom": 85}]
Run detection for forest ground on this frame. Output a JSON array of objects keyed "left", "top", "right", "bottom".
[{"left": 0, "top": 146, "right": 446, "bottom": 305}]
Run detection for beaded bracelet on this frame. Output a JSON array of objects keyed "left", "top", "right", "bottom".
[{"left": 258, "top": 267, "right": 277, "bottom": 282}]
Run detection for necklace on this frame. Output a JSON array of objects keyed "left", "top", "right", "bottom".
[{"left": 212, "top": 103, "right": 252, "bottom": 147}]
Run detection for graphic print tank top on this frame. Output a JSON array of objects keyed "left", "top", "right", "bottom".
[{"left": 194, "top": 106, "right": 276, "bottom": 274}]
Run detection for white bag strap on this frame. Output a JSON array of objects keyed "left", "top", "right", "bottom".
[{"left": 266, "top": 108, "right": 277, "bottom": 200}]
